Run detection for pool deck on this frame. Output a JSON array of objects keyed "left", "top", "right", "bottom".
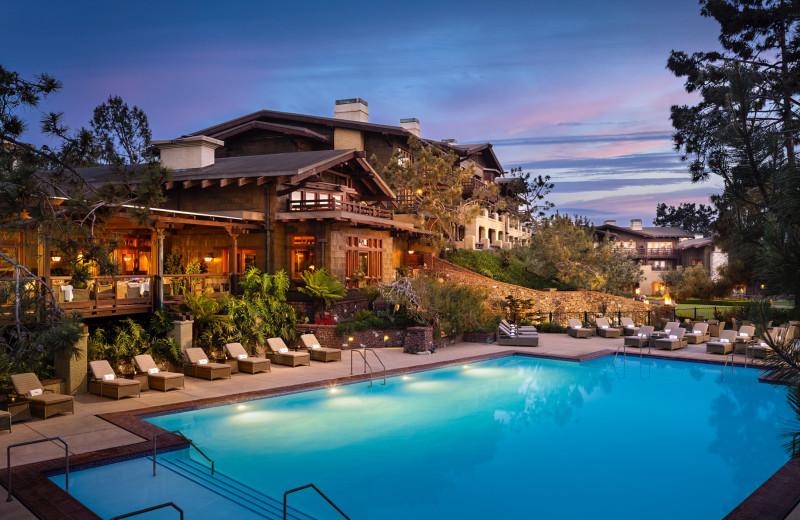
[{"left": 0, "top": 333, "right": 796, "bottom": 520}]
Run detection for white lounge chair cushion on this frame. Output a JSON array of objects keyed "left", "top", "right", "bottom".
[
  {"left": 148, "top": 368, "right": 159, "bottom": 374},
  {"left": 601, "top": 325, "right": 608, "bottom": 329},
  {"left": 720, "top": 339, "right": 730, "bottom": 343},
  {"left": 103, "top": 373, "right": 115, "bottom": 381},
  {"left": 198, "top": 359, "right": 208, "bottom": 365},
  {"left": 311, "top": 344, "right": 320, "bottom": 349},
  {"left": 27, "top": 388, "right": 43, "bottom": 397},
  {"left": 279, "top": 347, "right": 289, "bottom": 353},
  {"left": 669, "top": 335, "right": 677, "bottom": 340},
  {"left": 572, "top": 326, "right": 581, "bottom": 330},
  {"left": 739, "top": 332, "right": 748, "bottom": 337},
  {"left": 238, "top": 354, "right": 248, "bottom": 360}
]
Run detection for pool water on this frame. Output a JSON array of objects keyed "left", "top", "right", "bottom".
[{"left": 55, "top": 356, "right": 793, "bottom": 519}]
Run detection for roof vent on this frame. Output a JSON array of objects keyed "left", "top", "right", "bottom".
[
  {"left": 400, "top": 118, "right": 420, "bottom": 137},
  {"left": 152, "top": 136, "right": 223, "bottom": 170},
  {"left": 334, "top": 98, "right": 369, "bottom": 122},
  {"left": 603, "top": 220, "right": 617, "bottom": 226},
  {"left": 630, "top": 219, "right": 643, "bottom": 231}
]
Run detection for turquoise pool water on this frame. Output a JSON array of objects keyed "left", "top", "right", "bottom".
[{"left": 55, "top": 356, "right": 793, "bottom": 519}]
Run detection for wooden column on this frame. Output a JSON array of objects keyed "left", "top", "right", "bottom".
[
  {"left": 229, "top": 231, "right": 239, "bottom": 291},
  {"left": 156, "top": 229, "right": 165, "bottom": 308}
]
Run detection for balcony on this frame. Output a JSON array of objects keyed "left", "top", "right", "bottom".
[
  {"left": 287, "top": 199, "right": 393, "bottom": 219},
  {"left": 51, "top": 275, "right": 157, "bottom": 317},
  {"left": 615, "top": 246, "right": 679, "bottom": 259}
]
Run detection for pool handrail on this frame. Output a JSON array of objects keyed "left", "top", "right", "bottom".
[
  {"left": 6, "top": 437, "right": 69, "bottom": 502},
  {"left": 110, "top": 502, "right": 184, "bottom": 520},
  {"left": 152, "top": 430, "right": 214, "bottom": 477},
  {"left": 349, "top": 348, "right": 386, "bottom": 387},
  {"left": 283, "top": 483, "right": 349, "bottom": 520}
]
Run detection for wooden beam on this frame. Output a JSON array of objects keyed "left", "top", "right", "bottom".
[
  {"left": 164, "top": 181, "right": 175, "bottom": 190},
  {"left": 201, "top": 179, "right": 218, "bottom": 188},
  {"left": 238, "top": 178, "right": 253, "bottom": 187},
  {"left": 183, "top": 180, "right": 200, "bottom": 189},
  {"left": 257, "top": 177, "right": 269, "bottom": 186},
  {"left": 220, "top": 178, "right": 236, "bottom": 187}
]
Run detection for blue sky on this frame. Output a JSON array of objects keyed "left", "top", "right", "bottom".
[{"left": 4, "top": 0, "right": 723, "bottom": 224}]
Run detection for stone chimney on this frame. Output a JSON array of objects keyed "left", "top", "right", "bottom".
[
  {"left": 603, "top": 220, "right": 617, "bottom": 226},
  {"left": 334, "top": 98, "right": 369, "bottom": 122},
  {"left": 153, "top": 136, "right": 223, "bottom": 170},
  {"left": 400, "top": 118, "right": 420, "bottom": 137},
  {"left": 630, "top": 219, "right": 643, "bottom": 231},
  {"left": 441, "top": 138, "right": 458, "bottom": 145}
]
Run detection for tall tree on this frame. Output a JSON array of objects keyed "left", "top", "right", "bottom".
[
  {"left": 502, "top": 167, "right": 555, "bottom": 224},
  {"left": 373, "top": 137, "right": 500, "bottom": 249},
  {"left": 91, "top": 95, "right": 153, "bottom": 166},
  {"left": 653, "top": 202, "right": 717, "bottom": 235},
  {"left": 667, "top": 0, "right": 800, "bottom": 305}
]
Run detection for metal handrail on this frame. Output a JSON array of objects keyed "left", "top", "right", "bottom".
[
  {"left": 792, "top": 433, "right": 800, "bottom": 458},
  {"left": 283, "top": 483, "right": 349, "bottom": 520},
  {"left": 364, "top": 348, "right": 386, "bottom": 386},
  {"left": 350, "top": 349, "right": 375, "bottom": 387},
  {"left": 7, "top": 437, "right": 69, "bottom": 502},
  {"left": 153, "top": 430, "right": 214, "bottom": 476},
  {"left": 722, "top": 353, "right": 735, "bottom": 379},
  {"left": 110, "top": 502, "right": 184, "bottom": 520}
]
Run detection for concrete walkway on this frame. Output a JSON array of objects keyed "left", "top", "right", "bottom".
[{"left": 0, "top": 333, "right": 765, "bottom": 519}]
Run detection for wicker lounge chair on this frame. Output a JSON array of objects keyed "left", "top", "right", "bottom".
[
  {"left": 299, "top": 335, "right": 343, "bottom": 362},
  {"left": 733, "top": 325, "right": 756, "bottom": 354},
  {"left": 620, "top": 317, "right": 639, "bottom": 336},
  {"left": 497, "top": 322, "right": 539, "bottom": 347},
  {"left": 10, "top": 373, "right": 74, "bottom": 419},
  {"left": 500, "top": 319, "right": 538, "bottom": 334},
  {"left": 706, "top": 319, "right": 724, "bottom": 338},
  {"left": 88, "top": 360, "right": 141, "bottom": 400},
  {"left": 747, "top": 327, "right": 787, "bottom": 360},
  {"left": 654, "top": 328, "right": 687, "bottom": 350},
  {"left": 567, "top": 319, "right": 592, "bottom": 338},
  {"left": 706, "top": 330, "right": 737, "bottom": 354},
  {"left": 225, "top": 343, "right": 271, "bottom": 373},
  {"left": 134, "top": 355, "right": 185, "bottom": 391},
  {"left": 184, "top": 348, "right": 232, "bottom": 380},
  {"left": 0, "top": 410, "right": 10, "bottom": 433},
  {"left": 595, "top": 317, "right": 621, "bottom": 338},
  {"left": 685, "top": 323, "right": 710, "bottom": 344},
  {"left": 623, "top": 325, "right": 654, "bottom": 348},
  {"left": 266, "top": 338, "right": 311, "bottom": 367}
]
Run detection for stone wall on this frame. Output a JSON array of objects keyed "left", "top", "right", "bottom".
[
  {"left": 424, "top": 254, "right": 650, "bottom": 318},
  {"left": 294, "top": 323, "right": 433, "bottom": 352}
]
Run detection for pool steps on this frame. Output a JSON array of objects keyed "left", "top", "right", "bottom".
[{"left": 156, "top": 454, "right": 316, "bottom": 520}]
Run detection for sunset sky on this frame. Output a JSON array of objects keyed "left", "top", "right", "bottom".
[{"left": 5, "top": 0, "right": 723, "bottom": 224}]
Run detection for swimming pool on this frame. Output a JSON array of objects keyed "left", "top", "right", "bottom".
[{"left": 53, "top": 355, "right": 793, "bottom": 519}]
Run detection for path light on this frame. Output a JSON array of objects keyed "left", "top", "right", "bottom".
[
  {"left": 402, "top": 375, "right": 411, "bottom": 381},
  {"left": 329, "top": 385, "right": 340, "bottom": 394},
  {"left": 348, "top": 336, "right": 354, "bottom": 344},
  {"left": 383, "top": 335, "right": 389, "bottom": 343}
]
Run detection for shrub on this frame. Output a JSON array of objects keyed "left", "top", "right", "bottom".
[
  {"left": 529, "top": 321, "right": 567, "bottom": 333},
  {"left": 443, "top": 249, "right": 564, "bottom": 290},
  {"left": 415, "top": 276, "right": 500, "bottom": 338}
]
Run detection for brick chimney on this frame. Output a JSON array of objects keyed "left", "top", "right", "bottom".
[
  {"left": 400, "top": 118, "right": 420, "bottom": 137},
  {"left": 630, "top": 219, "right": 643, "bottom": 230},
  {"left": 153, "top": 136, "right": 223, "bottom": 170},
  {"left": 334, "top": 98, "right": 369, "bottom": 122}
]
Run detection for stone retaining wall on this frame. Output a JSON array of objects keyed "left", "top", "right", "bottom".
[{"left": 294, "top": 323, "right": 434, "bottom": 353}]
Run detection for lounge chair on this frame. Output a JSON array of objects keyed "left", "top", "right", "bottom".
[
  {"left": 133, "top": 355, "right": 185, "bottom": 391},
  {"left": 684, "top": 323, "right": 710, "bottom": 344},
  {"left": 88, "top": 360, "right": 141, "bottom": 400},
  {"left": 266, "top": 338, "right": 311, "bottom": 367},
  {"left": 567, "top": 319, "right": 592, "bottom": 338},
  {"left": 0, "top": 410, "right": 11, "bottom": 433},
  {"left": 500, "top": 319, "right": 538, "bottom": 334},
  {"left": 706, "top": 330, "right": 737, "bottom": 355},
  {"left": 654, "top": 328, "right": 687, "bottom": 350},
  {"left": 747, "top": 327, "right": 787, "bottom": 360},
  {"left": 620, "top": 317, "right": 639, "bottom": 336},
  {"left": 9, "top": 373, "right": 74, "bottom": 419},
  {"left": 225, "top": 342, "right": 272, "bottom": 373},
  {"left": 497, "top": 322, "right": 539, "bottom": 347},
  {"left": 184, "top": 348, "right": 232, "bottom": 380},
  {"left": 733, "top": 325, "right": 756, "bottom": 354},
  {"left": 623, "top": 325, "right": 654, "bottom": 348},
  {"left": 595, "top": 317, "right": 620, "bottom": 338},
  {"left": 299, "top": 334, "right": 343, "bottom": 362}
]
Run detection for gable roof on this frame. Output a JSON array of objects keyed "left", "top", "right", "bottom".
[
  {"left": 596, "top": 223, "right": 694, "bottom": 239},
  {"left": 675, "top": 236, "right": 713, "bottom": 249}
]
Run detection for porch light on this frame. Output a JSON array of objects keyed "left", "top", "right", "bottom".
[
  {"left": 77, "top": 253, "right": 84, "bottom": 259},
  {"left": 204, "top": 254, "right": 214, "bottom": 263},
  {"left": 50, "top": 255, "right": 62, "bottom": 262},
  {"left": 123, "top": 256, "right": 132, "bottom": 262},
  {"left": 635, "top": 288, "right": 640, "bottom": 295},
  {"left": 308, "top": 265, "right": 315, "bottom": 271},
  {"left": 408, "top": 250, "right": 415, "bottom": 255},
  {"left": 416, "top": 189, "right": 423, "bottom": 195}
]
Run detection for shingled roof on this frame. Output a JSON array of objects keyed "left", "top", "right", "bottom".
[{"left": 596, "top": 223, "right": 695, "bottom": 239}]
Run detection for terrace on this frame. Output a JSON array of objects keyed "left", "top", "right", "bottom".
[{"left": 0, "top": 335, "right": 793, "bottom": 520}]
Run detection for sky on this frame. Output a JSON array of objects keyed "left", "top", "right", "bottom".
[{"left": 4, "top": 0, "right": 724, "bottom": 225}]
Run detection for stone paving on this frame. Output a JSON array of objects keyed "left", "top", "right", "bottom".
[{"left": 0, "top": 333, "right": 773, "bottom": 520}]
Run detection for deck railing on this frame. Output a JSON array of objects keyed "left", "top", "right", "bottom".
[
  {"left": 162, "top": 273, "right": 234, "bottom": 304},
  {"left": 50, "top": 275, "right": 156, "bottom": 317},
  {"left": 287, "top": 199, "right": 393, "bottom": 219}
]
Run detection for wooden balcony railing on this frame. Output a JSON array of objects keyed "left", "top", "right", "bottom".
[
  {"left": 162, "top": 273, "right": 234, "bottom": 304},
  {"left": 614, "top": 246, "right": 679, "bottom": 259},
  {"left": 50, "top": 275, "right": 156, "bottom": 317},
  {"left": 287, "top": 200, "right": 393, "bottom": 219}
]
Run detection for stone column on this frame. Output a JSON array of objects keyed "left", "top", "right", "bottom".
[
  {"left": 55, "top": 332, "right": 89, "bottom": 395},
  {"left": 169, "top": 319, "right": 194, "bottom": 354}
]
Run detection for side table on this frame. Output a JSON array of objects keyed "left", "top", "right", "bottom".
[{"left": 5, "top": 400, "right": 31, "bottom": 423}]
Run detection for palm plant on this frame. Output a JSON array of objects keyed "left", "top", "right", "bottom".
[
  {"left": 232, "top": 267, "right": 297, "bottom": 350},
  {"left": 297, "top": 268, "right": 346, "bottom": 319},
  {"left": 183, "top": 290, "right": 233, "bottom": 358}
]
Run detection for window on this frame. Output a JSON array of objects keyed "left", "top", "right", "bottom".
[
  {"left": 649, "top": 260, "right": 667, "bottom": 271},
  {"left": 290, "top": 236, "right": 316, "bottom": 279},
  {"left": 691, "top": 259, "right": 703, "bottom": 266},
  {"left": 345, "top": 236, "right": 383, "bottom": 287},
  {"left": 397, "top": 148, "right": 413, "bottom": 167},
  {"left": 652, "top": 282, "right": 666, "bottom": 295},
  {"left": 647, "top": 241, "right": 673, "bottom": 252}
]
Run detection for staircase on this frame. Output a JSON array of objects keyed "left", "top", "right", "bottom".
[{"left": 157, "top": 455, "right": 316, "bottom": 520}]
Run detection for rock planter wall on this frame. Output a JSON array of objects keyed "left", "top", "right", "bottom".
[
  {"left": 289, "top": 293, "right": 369, "bottom": 322},
  {"left": 294, "top": 323, "right": 434, "bottom": 353}
]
